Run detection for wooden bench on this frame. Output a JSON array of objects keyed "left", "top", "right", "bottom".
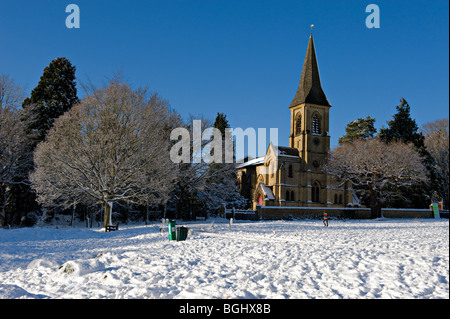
[{"left": 105, "top": 223, "right": 119, "bottom": 232}]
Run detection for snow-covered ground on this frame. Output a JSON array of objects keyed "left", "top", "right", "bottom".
[{"left": 0, "top": 218, "right": 448, "bottom": 299}]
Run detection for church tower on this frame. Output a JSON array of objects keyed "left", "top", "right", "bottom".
[{"left": 289, "top": 33, "right": 331, "bottom": 171}]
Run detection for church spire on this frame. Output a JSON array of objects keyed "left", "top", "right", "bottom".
[{"left": 289, "top": 33, "right": 331, "bottom": 108}]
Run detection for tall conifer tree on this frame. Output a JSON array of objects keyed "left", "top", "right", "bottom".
[
  {"left": 21, "top": 57, "right": 79, "bottom": 146},
  {"left": 13, "top": 57, "right": 79, "bottom": 221},
  {"left": 379, "top": 98, "right": 424, "bottom": 147}
]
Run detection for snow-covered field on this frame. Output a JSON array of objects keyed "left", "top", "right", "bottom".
[{"left": 0, "top": 218, "right": 448, "bottom": 299}]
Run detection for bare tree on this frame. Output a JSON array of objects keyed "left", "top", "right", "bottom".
[
  {"left": 0, "top": 75, "right": 31, "bottom": 226},
  {"left": 0, "top": 74, "right": 25, "bottom": 111},
  {"left": 0, "top": 109, "right": 29, "bottom": 185},
  {"left": 325, "top": 138, "right": 428, "bottom": 218},
  {"left": 421, "top": 119, "right": 449, "bottom": 207},
  {"left": 0, "top": 75, "right": 27, "bottom": 182},
  {"left": 31, "top": 82, "right": 177, "bottom": 228}
]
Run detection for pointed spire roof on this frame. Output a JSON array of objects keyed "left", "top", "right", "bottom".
[{"left": 289, "top": 33, "right": 331, "bottom": 108}]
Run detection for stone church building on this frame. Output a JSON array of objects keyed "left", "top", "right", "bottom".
[{"left": 237, "top": 34, "right": 358, "bottom": 210}]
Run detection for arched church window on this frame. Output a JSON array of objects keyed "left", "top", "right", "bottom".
[
  {"left": 312, "top": 114, "right": 321, "bottom": 135},
  {"left": 291, "top": 191, "right": 295, "bottom": 201},
  {"left": 288, "top": 164, "right": 293, "bottom": 178},
  {"left": 286, "top": 191, "right": 290, "bottom": 201},
  {"left": 312, "top": 181, "right": 320, "bottom": 202},
  {"left": 295, "top": 115, "right": 302, "bottom": 135}
]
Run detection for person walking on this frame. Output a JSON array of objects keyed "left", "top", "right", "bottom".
[{"left": 323, "top": 211, "right": 329, "bottom": 227}]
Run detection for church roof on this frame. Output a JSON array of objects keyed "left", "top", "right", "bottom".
[
  {"left": 289, "top": 34, "right": 331, "bottom": 108},
  {"left": 276, "top": 146, "right": 299, "bottom": 157},
  {"left": 259, "top": 182, "right": 275, "bottom": 200},
  {"left": 236, "top": 157, "right": 265, "bottom": 169}
]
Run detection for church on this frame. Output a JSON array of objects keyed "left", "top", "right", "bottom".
[{"left": 237, "top": 33, "right": 358, "bottom": 210}]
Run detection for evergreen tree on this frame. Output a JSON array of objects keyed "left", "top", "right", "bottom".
[
  {"left": 379, "top": 98, "right": 424, "bottom": 147},
  {"left": 210, "top": 112, "right": 231, "bottom": 173},
  {"left": 213, "top": 112, "right": 229, "bottom": 136},
  {"left": 21, "top": 57, "right": 79, "bottom": 145},
  {"left": 339, "top": 116, "right": 377, "bottom": 144},
  {"left": 10, "top": 58, "right": 79, "bottom": 223}
]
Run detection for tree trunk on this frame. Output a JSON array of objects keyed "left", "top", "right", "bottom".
[
  {"left": 0, "top": 188, "right": 7, "bottom": 227},
  {"left": 369, "top": 189, "right": 381, "bottom": 219},
  {"left": 70, "top": 204, "right": 76, "bottom": 227},
  {"left": 89, "top": 209, "right": 94, "bottom": 228},
  {"left": 103, "top": 201, "right": 113, "bottom": 228},
  {"left": 145, "top": 201, "right": 149, "bottom": 225},
  {"left": 177, "top": 185, "right": 185, "bottom": 219}
]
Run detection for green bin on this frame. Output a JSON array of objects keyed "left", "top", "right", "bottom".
[
  {"left": 176, "top": 226, "right": 189, "bottom": 241},
  {"left": 168, "top": 220, "right": 176, "bottom": 241}
]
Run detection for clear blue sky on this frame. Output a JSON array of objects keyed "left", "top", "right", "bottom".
[{"left": 1, "top": 0, "right": 448, "bottom": 149}]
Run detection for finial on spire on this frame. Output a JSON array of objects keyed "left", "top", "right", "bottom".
[{"left": 310, "top": 24, "right": 314, "bottom": 34}]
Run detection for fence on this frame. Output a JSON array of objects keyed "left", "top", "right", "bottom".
[
  {"left": 224, "top": 206, "right": 447, "bottom": 221},
  {"left": 224, "top": 208, "right": 258, "bottom": 221}
]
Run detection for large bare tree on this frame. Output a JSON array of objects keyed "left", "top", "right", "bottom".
[
  {"left": 0, "top": 75, "right": 31, "bottom": 226},
  {"left": 31, "top": 82, "right": 177, "bottom": 228},
  {"left": 0, "top": 75, "right": 27, "bottom": 185},
  {"left": 0, "top": 74, "right": 25, "bottom": 111},
  {"left": 0, "top": 108, "right": 28, "bottom": 185},
  {"left": 421, "top": 119, "right": 449, "bottom": 207},
  {"left": 325, "top": 138, "right": 428, "bottom": 218}
]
